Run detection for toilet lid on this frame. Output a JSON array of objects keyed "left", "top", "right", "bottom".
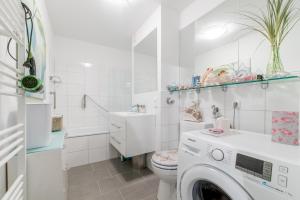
[{"left": 152, "top": 150, "right": 178, "bottom": 168}]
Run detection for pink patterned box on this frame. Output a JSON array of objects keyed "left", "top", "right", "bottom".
[{"left": 272, "top": 111, "right": 299, "bottom": 146}]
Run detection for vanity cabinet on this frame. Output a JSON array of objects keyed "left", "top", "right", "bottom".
[
  {"left": 109, "top": 112, "right": 156, "bottom": 158},
  {"left": 27, "top": 132, "right": 67, "bottom": 200}
]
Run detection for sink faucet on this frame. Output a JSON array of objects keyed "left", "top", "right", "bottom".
[
  {"left": 131, "top": 104, "right": 146, "bottom": 113},
  {"left": 212, "top": 105, "right": 222, "bottom": 119}
]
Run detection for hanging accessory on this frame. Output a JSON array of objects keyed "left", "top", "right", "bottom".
[{"left": 19, "top": 2, "right": 43, "bottom": 93}]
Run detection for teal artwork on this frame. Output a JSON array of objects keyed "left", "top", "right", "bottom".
[{"left": 24, "top": 0, "right": 47, "bottom": 99}]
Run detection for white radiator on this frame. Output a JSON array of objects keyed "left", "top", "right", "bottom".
[{"left": 0, "top": 0, "right": 26, "bottom": 199}]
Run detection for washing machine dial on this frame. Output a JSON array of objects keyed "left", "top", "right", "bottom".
[{"left": 211, "top": 148, "right": 224, "bottom": 161}]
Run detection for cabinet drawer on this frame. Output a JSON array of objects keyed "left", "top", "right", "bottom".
[
  {"left": 110, "top": 122, "right": 125, "bottom": 132},
  {"left": 110, "top": 135, "right": 124, "bottom": 155}
]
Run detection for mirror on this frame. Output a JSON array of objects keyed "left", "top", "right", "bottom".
[
  {"left": 179, "top": 0, "right": 300, "bottom": 133},
  {"left": 133, "top": 29, "right": 157, "bottom": 94},
  {"left": 180, "top": 0, "right": 300, "bottom": 87}
]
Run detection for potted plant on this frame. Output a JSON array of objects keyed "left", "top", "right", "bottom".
[{"left": 242, "top": 0, "right": 300, "bottom": 76}]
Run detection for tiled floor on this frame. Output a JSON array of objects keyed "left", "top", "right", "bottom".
[{"left": 67, "top": 158, "right": 159, "bottom": 200}]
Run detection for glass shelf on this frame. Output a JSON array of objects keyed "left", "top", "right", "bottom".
[{"left": 168, "top": 75, "right": 300, "bottom": 93}]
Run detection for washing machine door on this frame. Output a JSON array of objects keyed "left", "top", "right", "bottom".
[{"left": 179, "top": 164, "right": 254, "bottom": 200}]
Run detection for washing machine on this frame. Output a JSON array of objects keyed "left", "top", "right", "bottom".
[{"left": 177, "top": 129, "right": 300, "bottom": 200}]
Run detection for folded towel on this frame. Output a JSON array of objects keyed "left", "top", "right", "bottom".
[{"left": 209, "top": 128, "right": 224, "bottom": 134}]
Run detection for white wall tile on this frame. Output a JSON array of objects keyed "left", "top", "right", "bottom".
[
  {"left": 65, "top": 137, "right": 88, "bottom": 153},
  {"left": 89, "top": 147, "right": 107, "bottom": 163},
  {"left": 225, "top": 85, "right": 266, "bottom": 111},
  {"left": 54, "top": 36, "right": 131, "bottom": 131},
  {"left": 239, "top": 110, "right": 265, "bottom": 133},
  {"left": 67, "top": 151, "right": 89, "bottom": 168},
  {"left": 88, "top": 135, "right": 107, "bottom": 149},
  {"left": 266, "top": 82, "right": 300, "bottom": 112}
]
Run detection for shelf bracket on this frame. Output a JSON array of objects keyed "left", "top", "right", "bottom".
[
  {"left": 261, "top": 82, "right": 269, "bottom": 90},
  {"left": 222, "top": 86, "right": 228, "bottom": 92}
]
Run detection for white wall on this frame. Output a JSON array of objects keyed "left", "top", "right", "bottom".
[
  {"left": 160, "top": 5, "right": 181, "bottom": 150},
  {"left": 53, "top": 36, "right": 132, "bottom": 132}
]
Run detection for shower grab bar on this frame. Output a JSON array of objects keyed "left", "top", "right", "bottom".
[{"left": 82, "top": 94, "right": 109, "bottom": 113}]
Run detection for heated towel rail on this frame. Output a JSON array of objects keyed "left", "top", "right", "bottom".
[{"left": 0, "top": 0, "right": 26, "bottom": 199}]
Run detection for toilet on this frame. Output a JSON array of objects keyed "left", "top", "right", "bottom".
[
  {"left": 151, "top": 121, "right": 213, "bottom": 200},
  {"left": 151, "top": 150, "right": 178, "bottom": 200}
]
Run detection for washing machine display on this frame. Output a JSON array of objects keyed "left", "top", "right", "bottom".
[
  {"left": 192, "top": 180, "right": 231, "bottom": 200},
  {"left": 235, "top": 153, "right": 273, "bottom": 182}
]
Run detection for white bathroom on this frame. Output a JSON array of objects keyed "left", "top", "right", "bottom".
[{"left": 1, "top": 0, "right": 300, "bottom": 200}]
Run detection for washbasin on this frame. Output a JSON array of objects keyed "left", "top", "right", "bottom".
[{"left": 109, "top": 111, "right": 156, "bottom": 158}]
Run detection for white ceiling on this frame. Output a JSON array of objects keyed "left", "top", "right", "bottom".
[
  {"left": 46, "top": 0, "right": 195, "bottom": 50},
  {"left": 163, "top": 0, "right": 195, "bottom": 11}
]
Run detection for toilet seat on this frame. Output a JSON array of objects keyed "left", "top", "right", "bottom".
[{"left": 151, "top": 150, "right": 178, "bottom": 170}]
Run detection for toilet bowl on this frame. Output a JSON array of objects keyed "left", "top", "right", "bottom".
[
  {"left": 151, "top": 121, "right": 212, "bottom": 200},
  {"left": 151, "top": 150, "right": 178, "bottom": 200}
]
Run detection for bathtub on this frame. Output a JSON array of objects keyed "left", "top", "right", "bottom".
[
  {"left": 66, "top": 127, "right": 109, "bottom": 138},
  {"left": 65, "top": 127, "right": 117, "bottom": 168}
]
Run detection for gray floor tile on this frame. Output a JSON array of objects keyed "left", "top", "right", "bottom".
[
  {"left": 139, "top": 168, "right": 155, "bottom": 179},
  {"left": 93, "top": 166, "right": 112, "bottom": 180},
  {"left": 98, "top": 176, "right": 123, "bottom": 194},
  {"left": 68, "top": 159, "right": 160, "bottom": 200},
  {"left": 69, "top": 171, "right": 97, "bottom": 186},
  {"left": 98, "top": 190, "right": 124, "bottom": 200},
  {"left": 68, "top": 164, "right": 93, "bottom": 176},
  {"left": 68, "top": 181, "right": 100, "bottom": 198},
  {"left": 116, "top": 170, "right": 145, "bottom": 185},
  {"left": 107, "top": 158, "right": 133, "bottom": 175},
  {"left": 142, "top": 194, "right": 158, "bottom": 200},
  {"left": 120, "top": 180, "right": 158, "bottom": 200},
  {"left": 91, "top": 160, "right": 110, "bottom": 171},
  {"left": 68, "top": 192, "right": 100, "bottom": 200}
]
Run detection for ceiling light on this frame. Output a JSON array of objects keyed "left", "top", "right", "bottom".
[
  {"left": 81, "top": 62, "right": 93, "bottom": 68},
  {"left": 197, "top": 23, "right": 229, "bottom": 40}
]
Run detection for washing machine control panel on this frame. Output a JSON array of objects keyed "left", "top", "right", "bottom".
[
  {"left": 208, "top": 145, "right": 233, "bottom": 164},
  {"left": 235, "top": 153, "right": 273, "bottom": 182}
]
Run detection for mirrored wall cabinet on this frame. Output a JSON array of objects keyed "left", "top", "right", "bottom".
[{"left": 172, "top": 0, "right": 300, "bottom": 94}]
